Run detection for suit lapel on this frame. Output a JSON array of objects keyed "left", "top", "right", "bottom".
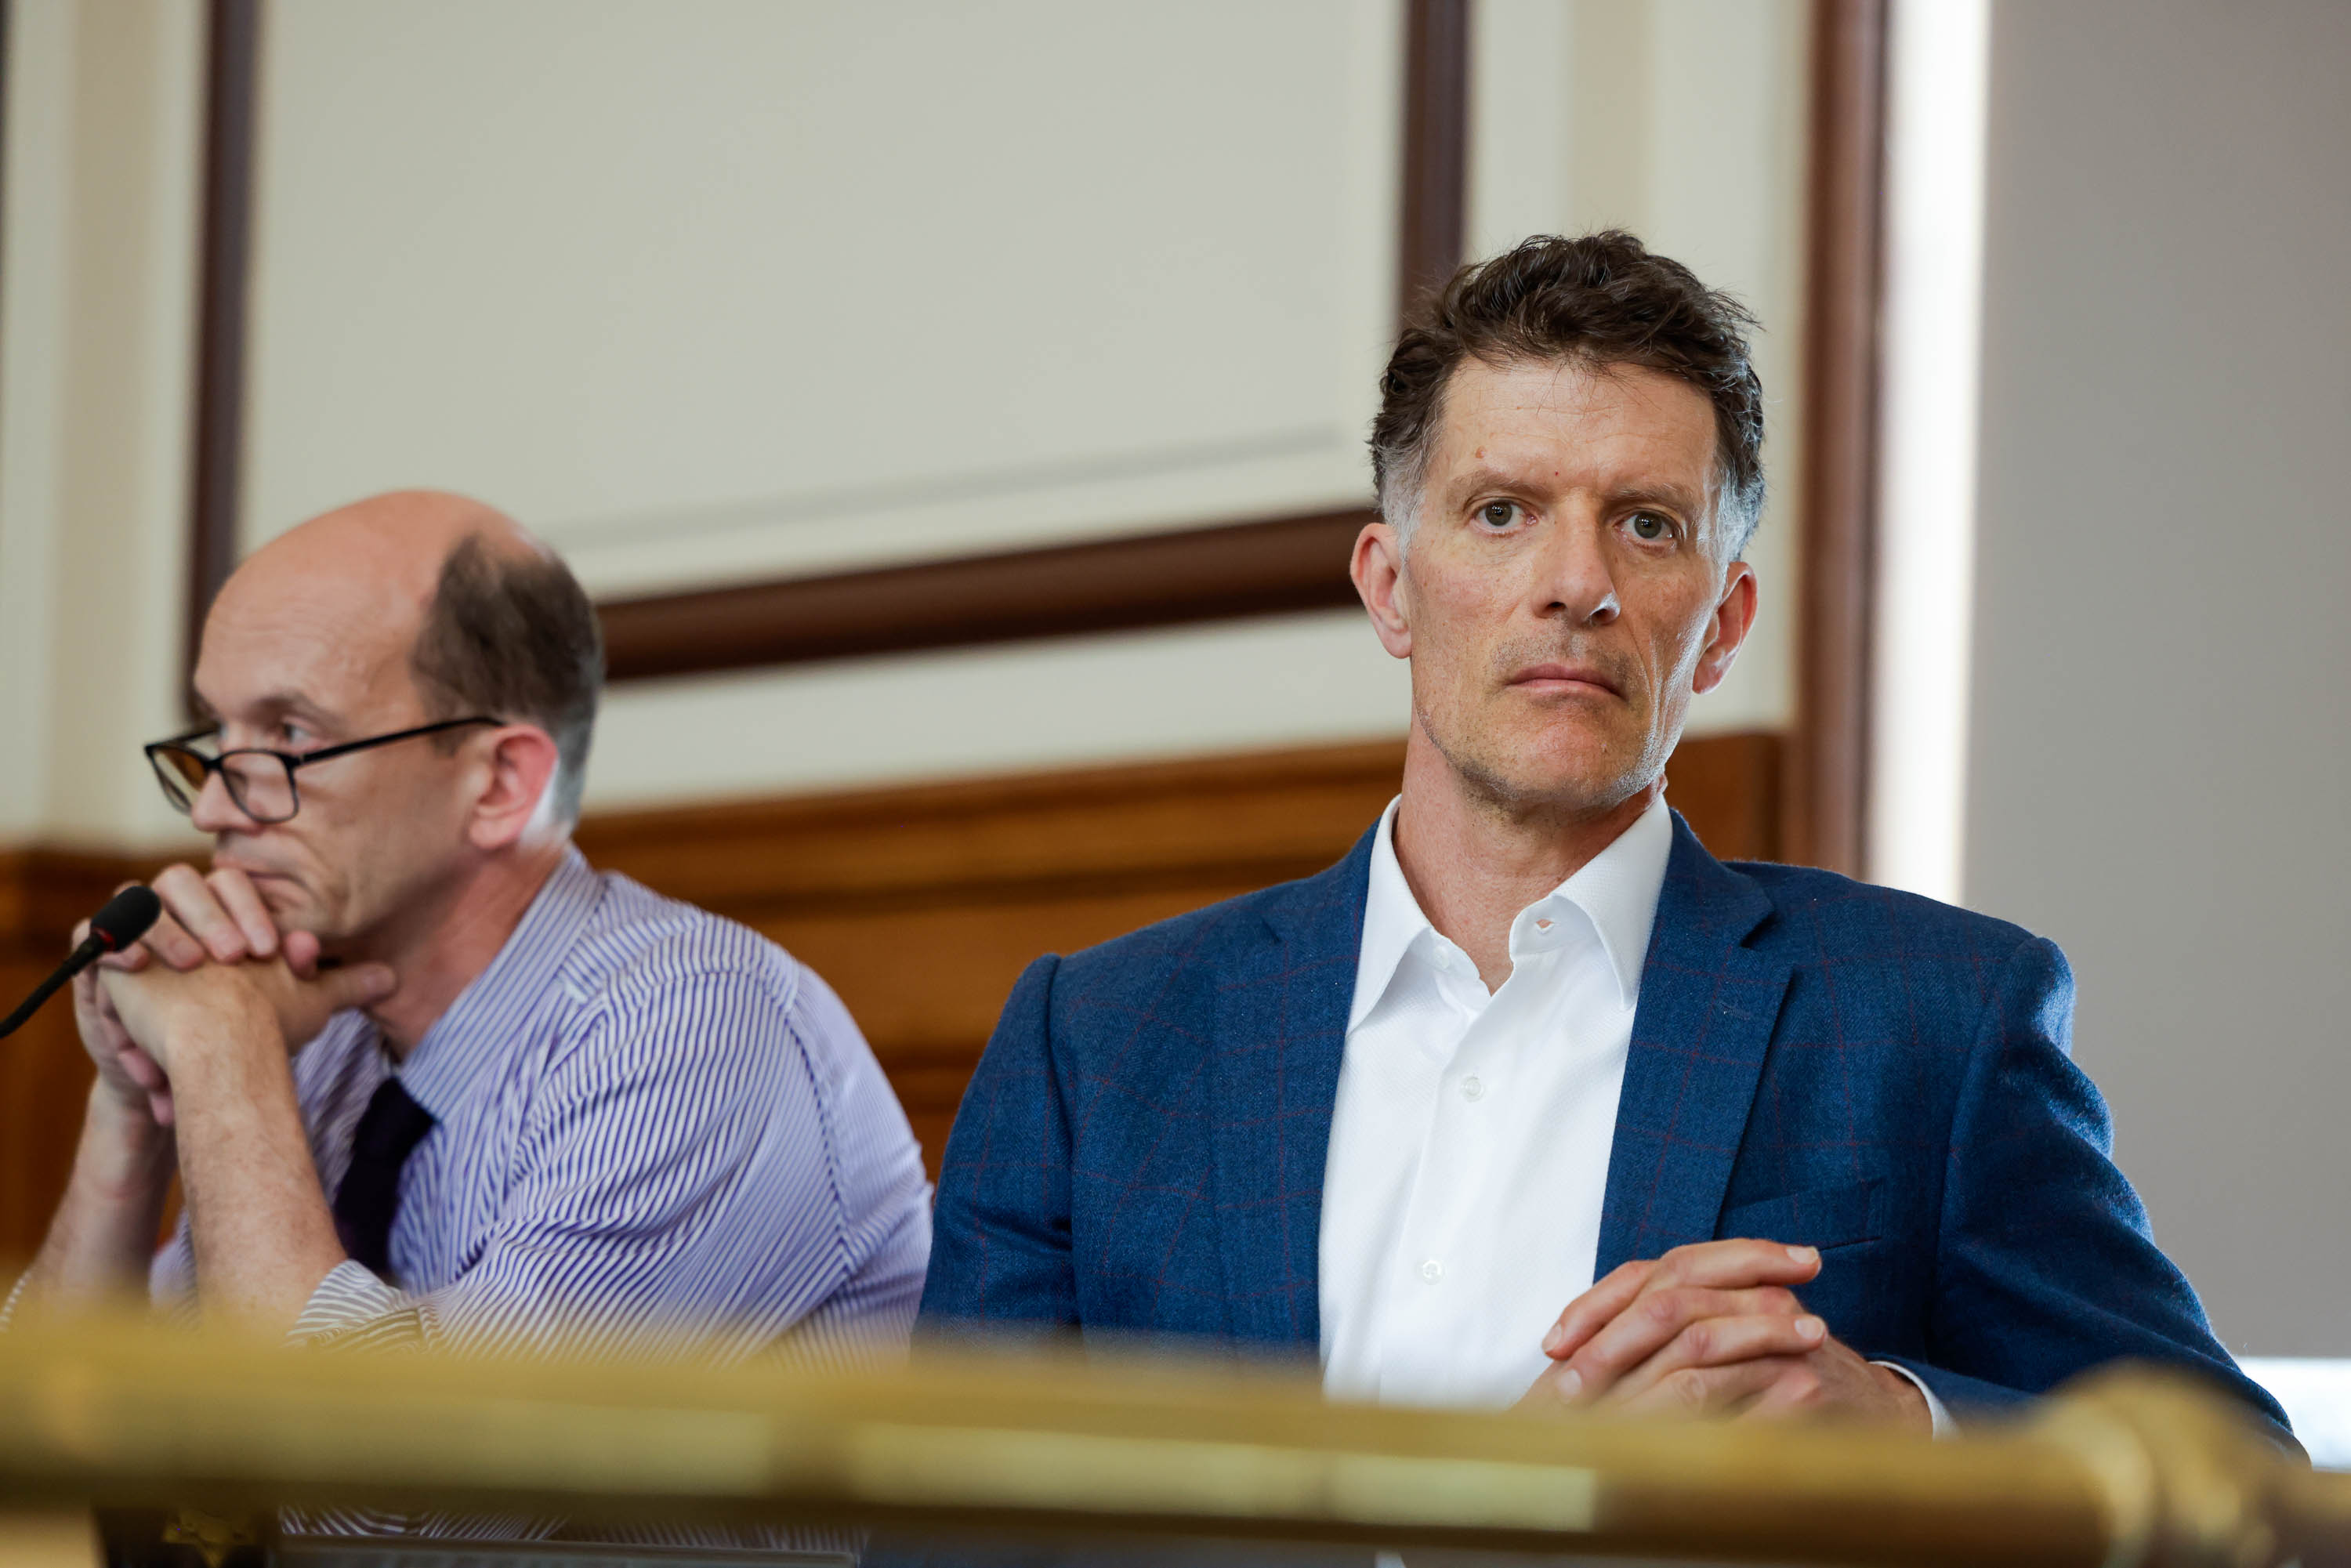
[
  {"left": 1596, "top": 815, "right": 1791, "bottom": 1273},
  {"left": 1206, "top": 826, "right": 1375, "bottom": 1349}
]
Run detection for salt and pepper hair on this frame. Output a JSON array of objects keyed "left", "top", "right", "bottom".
[
  {"left": 1371, "top": 231, "right": 1768, "bottom": 559},
  {"left": 409, "top": 534, "right": 605, "bottom": 826}
]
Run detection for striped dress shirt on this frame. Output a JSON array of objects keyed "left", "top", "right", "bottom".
[{"left": 150, "top": 847, "right": 930, "bottom": 1361}]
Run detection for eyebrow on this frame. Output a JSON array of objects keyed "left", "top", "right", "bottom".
[
  {"left": 1443, "top": 464, "right": 1711, "bottom": 518},
  {"left": 197, "top": 691, "right": 347, "bottom": 737}
]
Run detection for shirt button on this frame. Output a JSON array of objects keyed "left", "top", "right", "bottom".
[
  {"left": 1461, "top": 1075, "right": 1485, "bottom": 1102},
  {"left": 1420, "top": 1259, "right": 1444, "bottom": 1284}
]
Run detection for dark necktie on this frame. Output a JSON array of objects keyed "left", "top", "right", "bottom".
[{"left": 331, "top": 1076, "right": 436, "bottom": 1278}]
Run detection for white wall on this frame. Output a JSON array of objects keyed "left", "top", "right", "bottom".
[
  {"left": 1468, "top": 0, "right": 1809, "bottom": 741},
  {"left": 239, "top": 0, "right": 1403, "bottom": 592},
  {"left": 1966, "top": 0, "right": 2351, "bottom": 1356},
  {"left": 0, "top": 0, "right": 210, "bottom": 851},
  {"left": 0, "top": 1, "right": 1809, "bottom": 840}
]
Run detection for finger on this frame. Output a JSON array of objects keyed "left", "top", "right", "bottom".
[
  {"left": 1567, "top": 1287, "right": 1812, "bottom": 1400},
  {"left": 282, "top": 929, "right": 322, "bottom": 980},
  {"left": 136, "top": 907, "right": 210, "bottom": 972},
  {"left": 205, "top": 867, "right": 279, "bottom": 958},
  {"left": 150, "top": 864, "right": 250, "bottom": 965},
  {"left": 1603, "top": 1313, "right": 1828, "bottom": 1407},
  {"left": 1617, "top": 1356, "right": 1806, "bottom": 1420},
  {"left": 1542, "top": 1259, "right": 1658, "bottom": 1359},
  {"left": 1517, "top": 1356, "right": 1589, "bottom": 1412},
  {"left": 116, "top": 1046, "right": 166, "bottom": 1091},
  {"left": 314, "top": 962, "right": 399, "bottom": 1016},
  {"left": 1737, "top": 1363, "right": 1831, "bottom": 1422},
  {"left": 150, "top": 1089, "right": 176, "bottom": 1127},
  {"left": 1646, "top": 1238, "right": 1824, "bottom": 1294},
  {"left": 1543, "top": 1241, "right": 1820, "bottom": 1362}
]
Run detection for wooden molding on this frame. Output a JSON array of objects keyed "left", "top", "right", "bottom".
[
  {"left": 0, "top": 849, "right": 165, "bottom": 957},
  {"left": 601, "top": 509, "right": 1372, "bottom": 683},
  {"left": 576, "top": 732, "right": 1780, "bottom": 922},
  {"left": 1396, "top": 0, "right": 1471, "bottom": 318},
  {"left": 185, "top": 0, "right": 260, "bottom": 699},
  {"left": 1786, "top": 0, "right": 1889, "bottom": 878}
]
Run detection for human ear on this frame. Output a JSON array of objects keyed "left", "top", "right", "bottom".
[
  {"left": 1690, "top": 563, "right": 1759, "bottom": 696},
  {"left": 1351, "top": 520, "right": 1414, "bottom": 660},
  {"left": 464, "top": 725, "right": 562, "bottom": 850}
]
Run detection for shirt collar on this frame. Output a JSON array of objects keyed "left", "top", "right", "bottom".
[
  {"left": 1349, "top": 792, "right": 1674, "bottom": 1029},
  {"left": 394, "top": 846, "right": 603, "bottom": 1121},
  {"left": 1350, "top": 798, "right": 1428, "bottom": 1033}
]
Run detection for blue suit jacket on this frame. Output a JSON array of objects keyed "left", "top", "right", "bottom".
[{"left": 921, "top": 815, "right": 2286, "bottom": 1430}]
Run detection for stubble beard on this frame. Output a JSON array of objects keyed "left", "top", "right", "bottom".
[{"left": 1415, "top": 700, "right": 1664, "bottom": 827}]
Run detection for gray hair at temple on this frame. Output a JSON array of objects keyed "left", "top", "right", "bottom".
[
  {"left": 1370, "top": 230, "right": 1769, "bottom": 560},
  {"left": 409, "top": 533, "right": 605, "bottom": 826}
]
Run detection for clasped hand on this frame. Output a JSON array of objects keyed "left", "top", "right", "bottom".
[
  {"left": 1519, "top": 1238, "right": 1929, "bottom": 1429},
  {"left": 73, "top": 864, "right": 396, "bottom": 1126}
]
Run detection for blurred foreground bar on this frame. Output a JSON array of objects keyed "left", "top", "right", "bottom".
[{"left": 0, "top": 1314, "right": 2346, "bottom": 1568}]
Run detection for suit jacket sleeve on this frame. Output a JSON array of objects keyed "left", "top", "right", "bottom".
[
  {"left": 1889, "top": 936, "right": 2291, "bottom": 1439},
  {"left": 918, "top": 954, "right": 1080, "bottom": 1334}
]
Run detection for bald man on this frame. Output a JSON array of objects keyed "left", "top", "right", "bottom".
[{"left": 11, "top": 492, "right": 929, "bottom": 1359}]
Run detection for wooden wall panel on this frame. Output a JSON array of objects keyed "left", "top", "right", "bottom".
[
  {"left": 0, "top": 852, "right": 167, "bottom": 1263},
  {"left": 0, "top": 732, "right": 1780, "bottom": 1254}
]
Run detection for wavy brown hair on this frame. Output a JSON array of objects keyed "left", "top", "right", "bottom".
[{"left": 1371, "top": 231, "right": 1766, "bottom": 556}]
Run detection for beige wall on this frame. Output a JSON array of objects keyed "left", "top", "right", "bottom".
[
  {"left": 1966, "top": 0, "right": 2351, "bottom": 1356},
  {"left": 0, "top": 0, "right": 207, "bottom": 851},
  {"left": 1470, "top": 0, "right": 1810, "bottom": 743},
  {"left": 0, "top": 0, "right": 1809, "bottom": 836},
  {"left": 237, "top": 0, "right": 1404, "bottom": 592}
]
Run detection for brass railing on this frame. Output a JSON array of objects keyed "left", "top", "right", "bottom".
[{"left": 0, "top": 1312, "right": 2343, "bottom": 1567}]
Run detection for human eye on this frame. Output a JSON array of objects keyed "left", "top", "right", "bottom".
[
  {"left": 1475, "top": 499, "right": 1527, "bottom": 532},
  {"left": 1623, "top": 509, "right": 1679, "bottom": 546}
]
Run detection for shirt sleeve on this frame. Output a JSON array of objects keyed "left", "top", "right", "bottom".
[
  {"left": 1871, "top": 1359, "right": 1955, "bottom": 1436},
  {"left": 288, "top": 962, "right": 922, "bottom": 1360}
]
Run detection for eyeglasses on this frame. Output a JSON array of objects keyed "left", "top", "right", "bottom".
[{"left": 144, "top": 716, "right": 505, "bottom": 824}]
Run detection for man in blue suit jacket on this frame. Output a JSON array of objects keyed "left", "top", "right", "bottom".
[{"left": 920, "top": 234, "right": 2285, "bottom": 1436}]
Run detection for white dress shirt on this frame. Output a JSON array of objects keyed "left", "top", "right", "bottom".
[
  {"left": 1319, "top": 795, "right": 1670, "bottom": 1407},
  {"left": 1317, "top": 796, "right": 1952, "bottom": 1431}
]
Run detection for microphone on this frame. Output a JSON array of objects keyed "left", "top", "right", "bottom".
[{"left": 0, "top": 885, "right": 165, "bottom": 1040}]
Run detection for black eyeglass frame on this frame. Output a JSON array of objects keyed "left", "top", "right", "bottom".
[{"left": 144, "top": 716, "right": 507, "bottom": 824}]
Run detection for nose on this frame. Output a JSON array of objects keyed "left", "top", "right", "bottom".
[
  {"left": 187, "top": 766, "right": 259, "bottom": 834},
  {"left": 1534, "top": 510, "right": 1620, "bottom": 626}
]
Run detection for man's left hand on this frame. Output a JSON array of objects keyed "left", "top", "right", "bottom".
[{"left": 1520, "top": 1238, "right": 1929, "bottom": 1428}]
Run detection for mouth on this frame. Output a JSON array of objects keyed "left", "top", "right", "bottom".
[
  {"left": 1507, "top": 662, "right": 1624, "bottom": 699},
  {"left": 211, "top": 854, "right": 294, "bottom": 889}
]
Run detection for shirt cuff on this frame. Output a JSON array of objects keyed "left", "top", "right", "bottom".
[
  {"left": 1872, "top": 1359, "right": 1954, "bottom": 1437},
  {"left": 290, "top": 1258, "right": 428, "bottom": 1350}
]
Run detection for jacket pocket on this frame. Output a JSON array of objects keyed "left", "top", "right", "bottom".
[{"left": 1717, "top": 1175, "right": 1887, "bottom": 1252}]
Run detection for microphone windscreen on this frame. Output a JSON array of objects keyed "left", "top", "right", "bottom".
[{"left": 90, "top": 885, "right": 163, "bottom": 952}]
